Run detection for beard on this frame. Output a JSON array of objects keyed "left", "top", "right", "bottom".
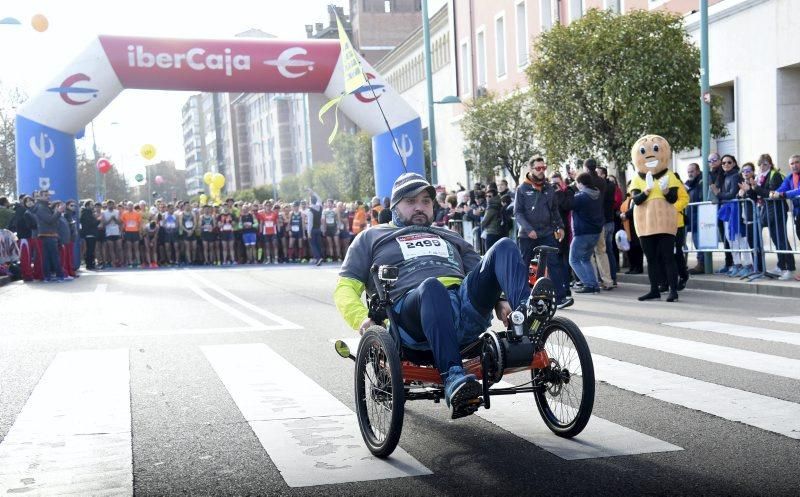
[{"left": 395, "top": 209, "right": 432, "bottom": 226}]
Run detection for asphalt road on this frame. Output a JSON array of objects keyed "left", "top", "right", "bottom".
[{"left": 0, "top": 264, "right": 798, "bottom": 496}]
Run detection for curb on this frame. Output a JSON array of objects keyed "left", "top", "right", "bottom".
[
  {"left": 0, "top": 275, "right": 10, "bottom": 288},
  {"left": 615, "top": 272, "right": 800, "bottom": 299}
]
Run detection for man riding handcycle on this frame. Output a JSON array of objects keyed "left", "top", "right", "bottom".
[{"left": 334, "top": 173, "right": 594, "bottom": 457}]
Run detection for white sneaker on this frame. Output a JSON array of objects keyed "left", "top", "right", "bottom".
[
  {"left": 768, "top": 267, "right": 782, "bottom": 276},
  {"left": 779, "top": 270, "right": 794, "bottom": 281}
]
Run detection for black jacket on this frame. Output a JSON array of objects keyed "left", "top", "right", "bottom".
[
  {"left": 717, "top": 166, "right": 741, "bottom": 202},
  {"left": 9, "top": 203, "right": 33, "bottom": 239},
  {"left": 684, "top": 175, "right": 703, "bottom": 231},
  {"left": 80, "top": 207, "right": 99, "bottom": 238}
]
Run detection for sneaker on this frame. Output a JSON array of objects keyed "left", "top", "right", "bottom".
[
  {"left": 768, "top": 267, "right": 782, "bottom": 276},
  {"left": 59, "top": 276, "right": 74, "bottom": 281},
  {"left": 443, "top": 366, "right": 482, "bottom": 419},
  {"left": 715, "top": 265, "right": 732, "bottom": 275},
  {"left": 556, "top": 296, "right": 574, "bottom": 309},
  {"left": 316, "top": 258, "right": 323, "bottom": 266},
  {"left": 779, "top": 270, "right": 794, "bottom": 281},
  {"left": 726, "top": 265, "right": 742, "bottom": 277},
  {"left": 575, "top": 286, "right": 600, "bottom": 294},
  {"left": 736, "top": 265, "right": 753, "bottom": 277}
]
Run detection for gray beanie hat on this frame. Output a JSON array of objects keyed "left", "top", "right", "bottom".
[{"left": 390, "top": 173, "right": 436, "bottom": 209}]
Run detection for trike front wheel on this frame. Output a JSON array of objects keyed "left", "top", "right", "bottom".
[
  {"left": 354, "top": 326, "right": 404, "bottom": 458},
  {"left": 532, "top": 316, "right": 595, "bottom": 438}
]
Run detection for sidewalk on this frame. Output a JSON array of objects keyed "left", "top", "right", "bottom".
[{"left": 616, "top": 253, "right": 800, "bottom": 299}]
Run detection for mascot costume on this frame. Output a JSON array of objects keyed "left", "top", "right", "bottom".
[{"left": 628, "top": 135, "right": 683, "bottom": 302}]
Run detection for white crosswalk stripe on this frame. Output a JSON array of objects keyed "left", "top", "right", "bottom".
[
  {"left": 201, "top": 343, "right": 431, "bottom": 487},
  {"left": 662, "top": 321, "right": 800, "bottom": 346},
  {"left": 590, "top": 354, "right": 800, "bottom": 439},
  {"left": 477, "top": 380, "right": 682, "bottom": 460},
  {"left": 758, "top": 315, "right": 800, "bottom": 325},
  {"left": 0, "top": 350, "right": 133, "bottom": 496},
  {"left": 582, "top": 326, "right": 800, "bottom": 380}
]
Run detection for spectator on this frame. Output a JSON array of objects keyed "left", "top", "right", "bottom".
[
  {"left": 619, "top": 187, "right": 643, "bottom": 274},
  {"left": 755, "top": 153, "right": 795, "bottom": 279},
  {"left": 369, "top": 196, "right": 383, "bottom": 226},
  {"left": 551, "top": 172, "right": 574, "bottom": 301},
  {"left": 514, "top": 157, "right": 570, "bottom": 308},
  {"left": 0, "top": 197, "right": 12, "bottom": 229},
  {"left": 737, "top": 163, "right": 763, "bottom": 276},
  {"left": 597, "top": 166, "right": 620, "bottom": 287},
  {"left": 79, "top": 200, "right": 98, "bottom": 270},
  {"left": 378, "top": 196, "right": 392, "bottom": 224},
  {"left": 306, "top": 190, "right": 324, "bottom": 266},
  {"left": 684, "top": 163, "right": 704, "bottom": 274},
  {"left": 30, "top": 191, "right": 69, "bottom": 282},
  {"left": 567, "top": 172, "right": 603, "bottom": 294},
  {"left": 711, "top": 154, "right": 753, "bottom": 277},
  {"left": 583, "top": 159, "right": 613, "bottom": 290},
  {"left": 480, "top": 188, "right": 503, "bottom": 250},
  {"left": 63, "top": 199, "right": 79, "bottom": 277},
  {"left": 708, "top": 152, "right": 735, "bottom": 273},
  {"left": 770, "top": 154, "right": 800, "bottom": 280}
]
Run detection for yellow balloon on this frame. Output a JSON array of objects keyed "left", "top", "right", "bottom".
[
  {"left": 203, "top": 172, "right": 213, "bottom": 185},
  {"left": 211, "top": 173, "right": 226, "bottom": 189},
  {"left": 31, "top": 14, "right": 48, "bottom": 32},
  {"left": 140, "top": 144, "right": 156, "bottom": 161},
  {"left": 199, "top": 194, "right": 208, "bottom": 205}
]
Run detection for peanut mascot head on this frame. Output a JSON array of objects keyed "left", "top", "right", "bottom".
[{"left": 631, "top": 135, "right": 671, "bottom": 175}]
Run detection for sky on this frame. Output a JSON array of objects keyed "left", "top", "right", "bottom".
[{"left": 0, "top": 0, "right": 350, "bottom": 180}]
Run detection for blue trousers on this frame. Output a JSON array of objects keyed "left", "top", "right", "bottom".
[
  {"left": 309, "top": 228, "right": 323, "bottom": 259},
  {"left": 41, "top": 237, "right": 63, "bottom": 279},
  {"left": 393, "top": 238, "right": 528, "bottom": 374}
]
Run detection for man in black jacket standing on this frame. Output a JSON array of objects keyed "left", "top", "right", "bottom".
[
  {"left": 684, "top": 163, "right": 704, "bottom": 274},
  {"left": 584, "top": 159, "right": 613, "bottom": 289},
  {"left": 514, "top": 157, "right": 571, "bottom": 308}
]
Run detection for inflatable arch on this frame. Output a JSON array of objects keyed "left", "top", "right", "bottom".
[{"left": 15, "top": 35, "right": 424, "bottom": 201}]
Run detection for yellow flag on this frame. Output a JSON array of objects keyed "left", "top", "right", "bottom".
[
  {"left": 319, "top": 10, "right": 366, "bottom": 144},
  {"left": 337, "top": 14, "right": 363, "bottom": 95}
]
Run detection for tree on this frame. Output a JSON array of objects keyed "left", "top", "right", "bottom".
[
  {"left": 76, "top": 151, "right": 128, "bottom": 202},
  {"left": 0, "top": 86, "right": 27, "bottom": 198},
  {"left": 331, "top": 132, "right": 374, "bottom": 201},
  {"left": 460, "top": 90, "right": 539, "bottom": 185},
  {"left": 527, "top": 9, "right": 726, "bottom": 181}
]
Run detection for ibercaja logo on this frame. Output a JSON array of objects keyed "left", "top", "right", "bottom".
[{"left": 127, "top": 45, "right": 251, "bottom": 76}]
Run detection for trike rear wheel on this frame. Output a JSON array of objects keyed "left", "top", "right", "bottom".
[
  {"left": 532, "top": 316, "right": 595, "bottom": 437},
  {"left": 355, "top": 326, "right": 404, "bottom": 458}
]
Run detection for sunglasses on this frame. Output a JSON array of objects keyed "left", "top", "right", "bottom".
[
  {"left": 722, "top": 161, "right": 734, "bottom": 165},
  {"left": 532, "top": 166, "right": 547, "bottom": 171}
]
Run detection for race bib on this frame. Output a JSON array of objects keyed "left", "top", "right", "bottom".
[
  {"left": 126, "top": 220, "right": 138, "bottom": 229},
  {"left": 223, "top": 223, "right": 232, "bottom": 231},
  {"left": 265, "top": 220, "right": 274, "bottom": 228},
  {"left": 185, "top": 220, "right": 194, "bottom": 229},
  {"left": 396, "top": 233, "right": 449, "bottom": 260},
  {"left": 291, "top": 225, "right": 300, "bottom": 232},
  {"left": 165, "top": 221, "right": 176, "bottom": 230}
]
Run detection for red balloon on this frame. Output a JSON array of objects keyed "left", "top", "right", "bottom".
[
  {"left": 96, "top": 158, "right": 112, "bottom": 174},
  {"left": 155, "top": 175, "right": 164, "bottom": 185}
]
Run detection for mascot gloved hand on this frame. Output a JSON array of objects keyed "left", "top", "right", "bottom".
[{"left": 659, "top": 175, "right": 670, "bottom": 192}]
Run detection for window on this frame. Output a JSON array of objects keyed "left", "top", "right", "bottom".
[
  {"left": 460, "top": 39, "right": 472, "bottom": 95},
  {"left": 570, "top": 0, "right": 583, "bottom": 21},
  {"left": 384, "top": 0, "right": 391, "bottom": 13},
  {"left": 495, "top": 14, "right": 507, "bottom": 78},
  {"left": 476, "top": 29, "right": 487, "bottom": 87},
  {"left": 540, "top": 0, "right": 554, "bottom": 31},
  {"left": 516, "top": 1, "right": 529, "bottom": 66},
  {"left": 604, "top": 0, "right": 621, "bottom": 13}
]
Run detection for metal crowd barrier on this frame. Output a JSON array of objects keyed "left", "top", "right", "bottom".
[
  {"left": 684, "top": 198, "right": 763, "bottom": 280},
  {"left": 759, "top": 197, "right": 799, "bottom": 278}
]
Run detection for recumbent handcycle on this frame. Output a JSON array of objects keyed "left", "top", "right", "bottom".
[{"left": 334, "top": 245, "right": 595, "bottom": 458}]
